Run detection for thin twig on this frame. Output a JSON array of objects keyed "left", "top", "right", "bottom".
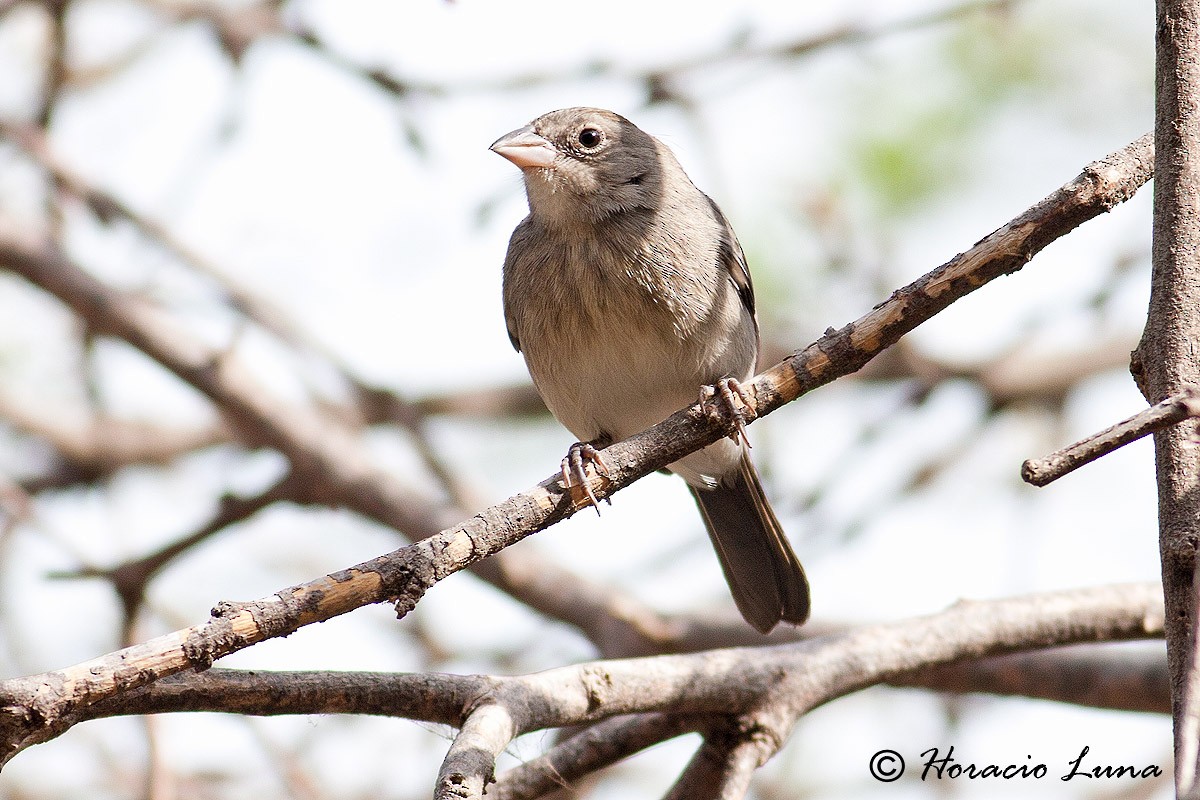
[
  {"left": 1022, "top": 385, "right": 1200, "bottom": 486},
  {"left": 35, "top": 1, "right": 68, "bottom": 130},
  {"left": 292, "top": 0, "right": 1019, "bottom": 102},
  {"left": 49, "top": 470, "right": 302, "bottom": 637}
]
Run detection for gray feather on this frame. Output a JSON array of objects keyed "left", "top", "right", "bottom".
[{"left": 495, "top": 107, "right": 811, "bottom": 631}]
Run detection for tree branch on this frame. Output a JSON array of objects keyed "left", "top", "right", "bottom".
[
  {"left": 1137, "top": 1, "right": 1200, "bottom": 794},
  {"left": 490, "top": 714, "right": 710, "bottom": 800},
  {"left": 890, "top": 645, "right": 1169, "bottom": 714},
  {"left": 1022, "top": 385, "right": 1200, "bottom": 486},
  {"left": 291, "top": 0, "right": 1020, "bottom": 104},
  {"left": 0, "top": 132, "right": 1154, "bottom": 766},
  {"left": 20, "top": 584, "right": 1162, "bottom": 796},
  {"left": 63, "top": 640, "right": 1169, "bottom": 723},
  {"left": 50, "top": 470, "right": 303, "bottom": 634},
  {"left": 667, "top": 717, "right": 766, "bottom": 800}
]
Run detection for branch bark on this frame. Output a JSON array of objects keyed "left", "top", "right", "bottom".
[
  {"left": 1137, "top": 1, "right": 1200, "bottom": 794},
  {"left": 8, "top": 584, "right": 1163, "bottom": 796},
  {"left": 59, "top": 639, "right": 1172, "bottom": 723},
  {"left": 1022, "top": 386, "right": 1200, "bottom": 486}
]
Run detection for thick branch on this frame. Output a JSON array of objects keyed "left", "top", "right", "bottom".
[
  {"left": 66, "top": 640, "right": 1170, "bottom": 723},
  {"left": 494, "top": 583, "right": 1163, "bottom": 797},
  {"left": 491, "top": 714, "right": 710, "bottom": 800},
  {"left": 890, "top": 645, "right": 1169, "bottom": 714},
  {"left": 1139, "top": 1, "right": 1200, "bottom": 794},
  {"left": 667, "top": 719, "right": 765, "bottom": 800},
  {"left": 16, "top": 584, "right": 1162, "bottom": 795}
]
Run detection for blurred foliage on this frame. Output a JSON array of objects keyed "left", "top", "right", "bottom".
[{"left": 849, "top": 12, "right": 1069, "bottom": 217}]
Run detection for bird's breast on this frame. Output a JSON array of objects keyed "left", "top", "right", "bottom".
[{"left": 506, "top": 237, "right": 755, "bottom": 448}]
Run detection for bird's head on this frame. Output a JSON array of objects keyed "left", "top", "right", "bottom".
[{"left": 491, "top": 107, "right": 664, "bottom": 226}]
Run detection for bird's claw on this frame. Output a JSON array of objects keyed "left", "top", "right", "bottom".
[
  {"left": 699, "top": 378, "right": 755, "bottom": 447},
  {"left": 561, "top": 441, "right": 611, "bottom": 514}
]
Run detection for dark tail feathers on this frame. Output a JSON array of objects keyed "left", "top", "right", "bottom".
[{"left": 689, "top": 453, "right": 809, "bottom": 633}]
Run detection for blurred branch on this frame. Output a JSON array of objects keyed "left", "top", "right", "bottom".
[
  {"left": 848, "top": 335, "right": 1137, "bottom": 409},
  {"left": 0, "top": 471, "right": 32, "bottom": 539},
  {"left": 34, "top": 0, "right": 68, "bottom": 130},
  {"left": 0, "top": 119, "right": 480, "bottom": 509},
  {"left": 145, "top": 0, "right": 285, "bottom": 64},
  {"left": 1022, "top": 385, "right": 1200, "bottom": 487},
  {"left": 0, "top": 390, "right": 226, "bottom": 493},
  {"left": 0, "top": 230, "right": 694, "bottom": 662},
  {"left": 414, "top": 383, "right": 547, "bottom": 420},
  {"left": 291, "top": 0, "right": 1020, "bottom": 104},
  {"left": 50, "top": 470, "right": 301, "bottom": 635},
  {"left": 25, "top": 0, "right": 1020, "bottom": 108}
]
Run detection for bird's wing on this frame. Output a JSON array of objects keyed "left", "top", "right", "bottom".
[{"left": 703, "top": 194, "right": 755, "bottom": 318}]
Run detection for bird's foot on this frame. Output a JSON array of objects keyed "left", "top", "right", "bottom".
[
  {"left": 699, "top": 378, "right": 755, "bottom": 448},
  {"left": 560, "top": 440, "right": 611, "bottom": 514}
]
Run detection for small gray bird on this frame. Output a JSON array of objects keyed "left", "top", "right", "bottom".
[{"left": 491, "top": 107, "right": 809, "bottom": 633}]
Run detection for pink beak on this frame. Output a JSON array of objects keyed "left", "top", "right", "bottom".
[{"left": 490, "top": 125, "right": 557, "bottom": 169}]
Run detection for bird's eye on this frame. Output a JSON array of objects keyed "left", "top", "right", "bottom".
[{"left": 577, "top": 128, "right": 603, "bottom": 148}]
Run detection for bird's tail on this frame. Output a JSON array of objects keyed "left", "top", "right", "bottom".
[{"left": 689, "top": 452, "right": 810, "bottom": 633}]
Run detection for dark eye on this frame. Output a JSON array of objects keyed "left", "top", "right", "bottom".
[{"left": 577, "top": 127, "right": 602, "bottom": 148}]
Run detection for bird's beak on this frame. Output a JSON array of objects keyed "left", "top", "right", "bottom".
[{"left": 490, "top": 125, "right": 557, "bottom": 169}]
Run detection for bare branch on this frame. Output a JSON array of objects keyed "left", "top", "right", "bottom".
[
  {"left": 891, "top": 645, "right": 1169, "bottom": 714},
  {"left": 51, "top": 470, "right": 302, "bottom": 631},
  {"left": 1, "top": 583, "right": 1163, "bottom": 785},
  {"left": 491, "top": 715, "right": 710, "bottom": 800},
  {"left": 0, "top": 389, "right": 226, "bottom": 492},
  {"left": 291, "top": 0, "right": 1020, "bottom": 103},
  {"left": 69, "top": 639, "right": 1167, "bottom": 724},
  {"left": 1137, "top": 1, "right": 1200, "bottom": 794},
  {"left": 436, "top": 705, "right": 517, "bottom": 800},
  {"left": 91, "top": 668, "right": 477, "bottom": 722},
  {"left": 667, "top": 718, "right": 765, "bottom": 800},
  {"left": 0, "top": 134, "right": 1155, "bottom": 764},
  {"left": 1022, "top": 385, "right": 1200, "bottom": 486}
]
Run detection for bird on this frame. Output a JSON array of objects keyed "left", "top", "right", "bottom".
[{"left": 490, "top": 107, "right": 809, "bottom": 633}]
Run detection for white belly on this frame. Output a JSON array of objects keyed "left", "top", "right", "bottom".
[{"left": 521, "top": 298, "right": 754, "bottom": 488}]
